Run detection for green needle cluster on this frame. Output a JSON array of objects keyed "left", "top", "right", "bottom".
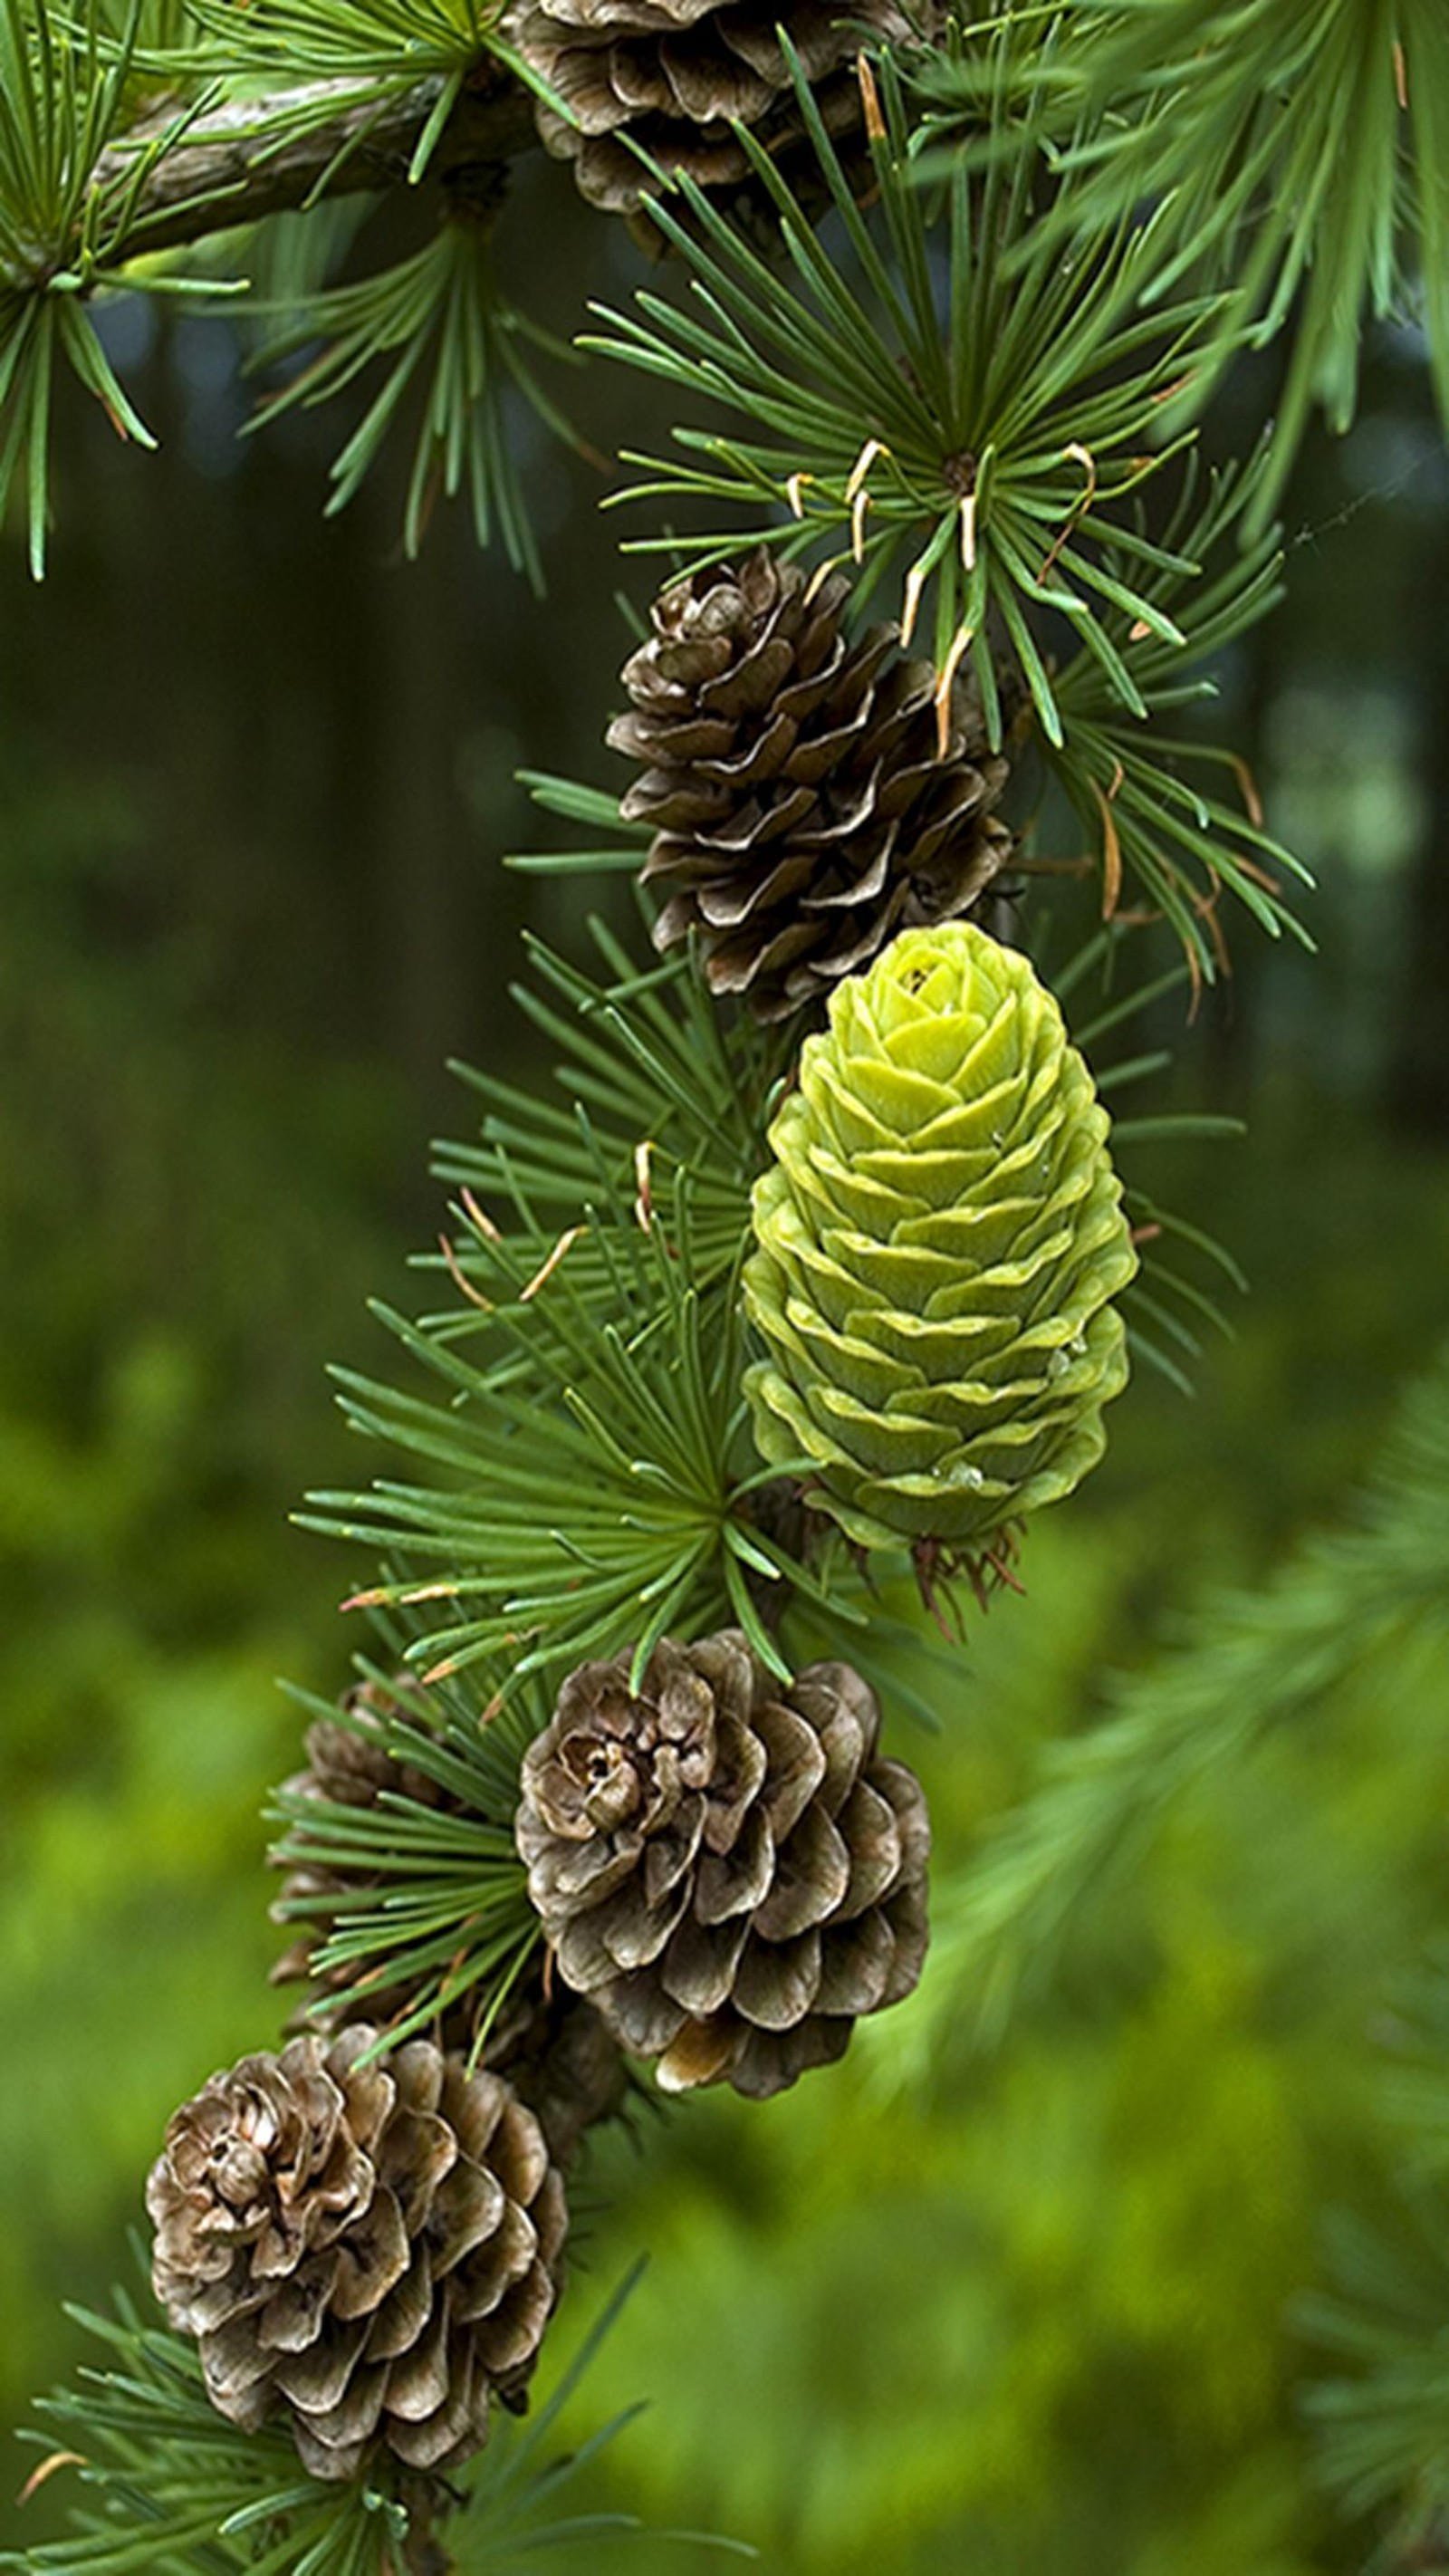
[
  {"left": 917, "top": 0, "right": 1449, "bottom": 519},
  {"left": 743, "top": 923, "right": 1137, "bottom": 1554}
]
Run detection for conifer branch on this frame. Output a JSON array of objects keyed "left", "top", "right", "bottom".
[
  {"left": 3, "top": 2267, "right": 753, "bottom": 2573},
  {"left": 0, "top": 1, "right": 552, "bottom": 568},
  {"left": 8, "top": 0, "right": 1431, "bottom": 2557},
  {"left": 91, "top": 62, "right": 537, "bottom": 259}
]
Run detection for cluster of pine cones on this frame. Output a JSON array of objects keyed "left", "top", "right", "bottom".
[
  {"left": 147, "top": 528, "right": 1139, "bottom": 2493},
  {"left": 150, "top": 1641, "right": 935, "bottom": 2488},
  {"left": 143, "top": 4, "right": 1145, "bottom": 2519},
  {"left": 146, "top": 529, "right": 1138, "bottom": 2506}
]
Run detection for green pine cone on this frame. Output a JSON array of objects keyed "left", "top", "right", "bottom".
[{"left": 742, "top": 923, "right": 1138, "bottom": 1552}]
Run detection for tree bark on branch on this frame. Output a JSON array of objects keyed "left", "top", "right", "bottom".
[{"left": 95, "top": 61, "right": 539, "bottom": 260}]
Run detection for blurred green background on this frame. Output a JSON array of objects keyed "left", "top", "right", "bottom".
[{"left": 3, "top": 162, "right": 1449, "bottom": 2571}]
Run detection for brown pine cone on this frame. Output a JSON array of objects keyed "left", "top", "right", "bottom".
[
  {"left": 148, "top": 2029, "right": 567, "bottom": 2481},
  {"left": 506, "top": 0, "right": 913, "bottom": 217},
  {"left": 608, "top": 551, "right": 1012, "bottom": 1022},
  {"left": 514, "top": 1629, "right": 929, "bottom": 2099},
  {"left": 485, "top": 1986, "right": 631, "bottom": 2165},
  {"left": 272, "top": 1689, "right": 629, "bottom": 2167},
  {"left": 270, "top": 1682, "right": 462, "bottom": 2031}
]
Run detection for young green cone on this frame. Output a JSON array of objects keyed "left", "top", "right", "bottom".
[{"left": 743, "top": 922, "right": 1137, "bottom": 1554}]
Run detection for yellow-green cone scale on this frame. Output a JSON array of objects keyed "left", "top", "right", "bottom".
[{"left": 743, "top": 924, "right": 1139, "bottom": 1552}]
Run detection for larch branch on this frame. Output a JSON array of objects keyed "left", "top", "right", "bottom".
[{"left": 94, "top": 61, "right": 540, "bottom": 259}]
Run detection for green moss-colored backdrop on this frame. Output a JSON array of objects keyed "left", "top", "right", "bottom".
[{"left": 3, "top": 176, "right": 1448, "bottom": 2568}]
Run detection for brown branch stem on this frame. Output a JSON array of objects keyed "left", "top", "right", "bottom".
[{"left": 94, "top": 60, "right": 539, "bottom": 261}]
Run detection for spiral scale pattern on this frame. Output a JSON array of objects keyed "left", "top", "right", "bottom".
[{"left": 743, "top": 923, "right": 1138, "bottom": 1552}]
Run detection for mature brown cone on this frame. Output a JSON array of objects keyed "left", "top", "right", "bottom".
[
  {"left": 505, "top": 0, "right": 914, "bottom": 217},
  {"left": 270, "top": 1683, "right": 458, "bottom": 2027},
  {"left": 514, "top": 1629, "right": 929, "bottom": 2099},
  {"left": 271, "top": 1689, "right": 628, "bottom": 2165},
  {"left": 608, "top": 550, "right": 1012, "bottom": 1022},
  {"left": 148, "top": 2028, "right": 567, "bottom": 2481},
  {"left": 485, "top": 1985, "right": 632, "bottom": 2165}
]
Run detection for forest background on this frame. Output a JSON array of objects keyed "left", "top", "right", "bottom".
[{"left": 3, "top": 140, "right": 1449, "bottom": 2573}]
